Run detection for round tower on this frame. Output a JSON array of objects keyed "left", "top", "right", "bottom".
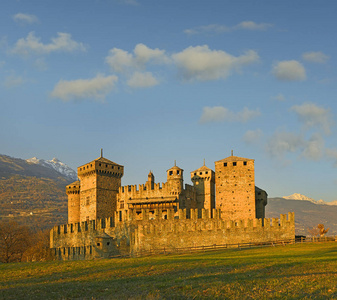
[
  {"left": 167, "top": 162, "right": 184, "bottom": 193},
  {"left": 146, "top": 171, "right": 155, "bottom": 189},
  {"left": 66, "top": 181, "right": 80, "bottom": 223},
  {"left": 190, "top": 162, "right": 215, "bottom": 212}
]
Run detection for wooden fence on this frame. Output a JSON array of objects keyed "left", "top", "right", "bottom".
[{"left": 107, "top": 235, "right": 337, "bottom": 259}]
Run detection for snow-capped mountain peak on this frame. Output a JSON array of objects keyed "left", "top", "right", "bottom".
[
  {"left": 283, "top": 193, "right": 337, "bottom": 206},
  {"left": 26, "top": 157, "right": 78, "bottom": 181},
  {"left": 283, "top": 193, "right": 316, "bottom": 202}
]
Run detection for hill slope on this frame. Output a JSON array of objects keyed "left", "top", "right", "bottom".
[
  {"left": 0, "top": 155, "right": 72, "bottom": 229},
  {"left": 266, "top": 197, "right": 337, "bottom": 235}
]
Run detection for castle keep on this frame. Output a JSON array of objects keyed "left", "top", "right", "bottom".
[{"left": 51, "top": 153, "right": 294, "bottom": 260}]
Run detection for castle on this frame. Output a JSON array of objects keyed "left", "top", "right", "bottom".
[{"left": 50, "top": 152, "right": 295, "bottom": 260}]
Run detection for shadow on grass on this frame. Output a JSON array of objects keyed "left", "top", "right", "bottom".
[{"left": 2, "top": 243, "right": 337, "bottom": 299}]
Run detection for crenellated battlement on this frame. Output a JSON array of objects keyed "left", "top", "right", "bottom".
[
  {"left": 51, "top": 210, "right": 294, "bottom": 237},
  {"left": 51, "top": 216, "right": 115, "bottom": 236},
  {"left": 132, "top": 211, "right": 295, "bottom": 253},
  {"left": 119, "top": 181, "right": 169, "bottom": 195},
  {"left": 51, "top": 210, "right": 295, "bottom": 259}
]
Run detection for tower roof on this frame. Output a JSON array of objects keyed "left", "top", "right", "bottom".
[
  {"left": 215, "top": 155, "right": 254, "bottom": 163},
  {"left": 66, "top": 180, "right": 80, "bottom": 188},
  {"left": 79, "top": 156, "right": 123, "bottom": 168},
  {"left": 166, "top": 165, "right": 183, "bottom": 172},
  {"left": 94, "top": 156, "right": 122, "bottom": 165},
  {"left": 191, "top": 164, "right": 213, "bottom": 174}
]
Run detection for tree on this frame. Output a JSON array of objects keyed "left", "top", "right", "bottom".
[
  {"left": 317, "top": 224, "right": 329, "bottom": 237},
  {"left": 22, "top": 229, "right": 53, "bottom": 262},
  {"left": 0, "top": 220, "right": 32, "bottom": 263},
  {"left": 308, "top": 224, "right": 329, "bottom": 237}
]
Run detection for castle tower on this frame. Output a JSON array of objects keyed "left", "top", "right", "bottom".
[
  {"left": 190, "top": 161, "right": 215, "bottom": 213},
  {"left": 66, "top": 180, "right": 80, "bottom": 223},
  {"left": 146, "top": 171, "right": 155, "bottom": 190},
  {"left": 77, "top": 155, "right": 124, "bottom": 222},
  {"left": 166, "top": 162, "right": 184, "bottom": 194},
  {"left": 214, "top": 154, "right": 255, "bottom": 220}
]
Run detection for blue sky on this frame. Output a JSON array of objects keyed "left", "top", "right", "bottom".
[{"left": 1, "top": 0, "right": 337, "bottom": 202}]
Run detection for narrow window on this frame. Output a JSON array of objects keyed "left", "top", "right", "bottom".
[
  {"left": 243, "top": 161, "right": 247, "bottom": 166},
  {"left": 233, "top": 162, "right": 237, "bottom": 166},
  {"left": 224, "top": 163, "right": 227, "bottom": 167}
]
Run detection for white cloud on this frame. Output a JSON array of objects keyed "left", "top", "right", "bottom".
[
  {"left": 105, "top": 44, "right": 259, "bottom": 87},
  {"left": 106, "top": 48, "right": 134, "bottom": 73},
  {"left": 134, "top": 44, "right": 170, "bottom": 65},
  {"left": 12, "top": 32, "right": 86, "bottom": 56},
  {"left": 291, "top": 103, "right": 332, "bottom": 134},
  {"left": 184, "top": 21, "right": 272, "bottom": 35},
  {"left": 326, "top": 148, "right": 337, "bottom": 167},
  {"left": 301, "top": 133, "right": 324, "bottom": 160},
  {"left": 302, "top": 51, "right": 329, "bottom": 64},
  {"left": 13, "top": 13, "right": 38, "bottom": 24},
  {"left": 266, "top": 130, "right": 327, "bottom": 162},
  {"left": 34, "top": 58, "right": 48, "bottom": 71},
  {"left": 235, "top": 21, "right": 273, "bottom": 31},
  {"left": 173, "top": 45, "right": 259, "bottom": 81},
  {"left": 3, "top": 74, "right": 26, "bottom": 88},
  {"left": 272, "top": 60, "right": 306, "bottom": 81},
  {"left": 127, "top": 71, "right": 159, "bottom": 88},
  {"left": 106, "top": 43, "right": 169, "bottom": 73},
  {"left": 184, "top": 24, "right": 230, "bottom": 35},
  {"left": 266, "top": 131, "right": 304, "bottom": 158},
  {"left": 200, "top": 106, "right": 260, "bottom": 124},
  {"left": 50, "top": 74, "right": 118, "bottom": 102},
  {"left": 243, "top": 129, "right": 263, "bottom": 144},
  {"left": 272, "top": 93, "right": 286, "bottom": 101}
]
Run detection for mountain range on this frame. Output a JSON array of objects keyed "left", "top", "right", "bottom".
[
  {"left": 26, "top": 157, "right": 78, "bottom": 181},
  {"left": 0, "top": 154, "right": 74, "bottom": 229},
  {"left": 266, "top": 197, "right": 337, "bottom": 236},
  {"left": 282, "top": 193, "right": 337, "bottom": 206}
]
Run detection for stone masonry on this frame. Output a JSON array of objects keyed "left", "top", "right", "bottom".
[{"left": 50, "top": 152, "right": 291, "bottom": 260}]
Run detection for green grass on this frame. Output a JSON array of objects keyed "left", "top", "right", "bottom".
[{"left": 1, "top": 242, "right": 337, "bottom": 299}]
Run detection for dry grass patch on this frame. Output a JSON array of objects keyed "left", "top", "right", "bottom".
[{"left": 1, "top": 242, "right": 337, "bottom": 299}]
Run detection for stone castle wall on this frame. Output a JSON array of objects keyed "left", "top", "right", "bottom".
[{"left": 50, "top": 209, "right": 295, "bottom": 260}]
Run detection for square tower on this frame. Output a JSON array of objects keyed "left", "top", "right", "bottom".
[
  {"left": 78, "top": 156, "right": 123, "bottom": 222},
  {"left": 215, "top": 155, "right": 255, "bottom": 220}
]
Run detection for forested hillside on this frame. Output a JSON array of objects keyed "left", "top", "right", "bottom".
[{"left": 0, "top": 155, "right": 70, "bottom": 229}]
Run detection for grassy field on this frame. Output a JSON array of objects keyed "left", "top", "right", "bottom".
[{"left": 1, "top": 242, "right": 337, "bottom": 299}]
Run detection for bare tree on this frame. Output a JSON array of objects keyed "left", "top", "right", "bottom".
[
  {"left": 23, "top": 229, "right": 53, "bottom": 262},
  {"left": 0, "top": 220, "right": 32, "bottom": 263},
  {"left": 307, "top": 224, "right": 329, "bottom": 237}
]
